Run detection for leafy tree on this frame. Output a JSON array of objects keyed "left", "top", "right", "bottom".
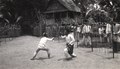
[{"left": 73, "top": 0, "right": 120, "bottom": 22}]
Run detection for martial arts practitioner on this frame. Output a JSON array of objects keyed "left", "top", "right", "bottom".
[
  {"left": 61, "top": 29, "right": 76, "bottom": 59},
  {"left": 31, "top": 33, "right": 54, "bottom": 60}
]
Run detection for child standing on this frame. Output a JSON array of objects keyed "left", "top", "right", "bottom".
[{"left": 31, "top": 33, "right": 54, "bottom": 60}]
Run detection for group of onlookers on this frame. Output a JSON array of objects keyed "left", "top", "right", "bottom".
[
  {"left": 98, "top": 23, "right": 112, "bottom": 43},
  {"left": 76, "top": 22, "right": 120, "bottom": 49},
  {"left": 59, "top": 22, "right": 120, "bottom": 49},
  {"left": 75, "top": 22, "right": 92, "bottom": 47}
]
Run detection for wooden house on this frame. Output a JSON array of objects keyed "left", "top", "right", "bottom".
[{"left": 44, "top": 0, "right": 81, "bottom": 37}]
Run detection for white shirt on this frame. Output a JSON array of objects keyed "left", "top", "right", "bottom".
[
  {"left": 106, "top": 24, "right": 111, "bottom": 34},
  {"left": 114, "top": 24, "right": 120, "bottom": 42},
  {"left": 82, "top": 25, "right": 91, "bottom": 33},
  {"left": 66, "top": 33, "right": 75, "bottom": 45},
  {"left": 114, "top": 24, "right": 120, "bottom": 34},
  {"left": 77, "top": 26, "right": 81, "bottom": 32},
  {"left": 99, "top": 27, "right": 104, "bottom": 34},
  {"left": 38, "top": 37, "right": 53, "bottom": 48}
]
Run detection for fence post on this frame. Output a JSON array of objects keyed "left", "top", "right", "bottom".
[
  {"left": 91, "top": 42, "right": 93, "bottom": 52},
  {"left": 111, "top": 22, "right": 114, "bottom": 58},
  {"left": 91, "top": 26, "right": 93, "bottom": 52}
]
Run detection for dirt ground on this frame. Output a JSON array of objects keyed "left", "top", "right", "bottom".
[{"left": 0, "top": 36, "right": 120, "bottom": 69}]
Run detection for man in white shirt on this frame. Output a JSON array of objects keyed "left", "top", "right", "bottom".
[
  {"left": 82, "top": 24, "right": 91, "bottom": 33},
  {"left": 114, "top": 23, "right": 120, "bottom": 42},
  {"left": 106, "top": 23, "right": 111, "bottom": 34},
  {"left": 106, "top": 23, "right": 112, "bottom": 42},
  {"left": 31, "top": 33, "right": 54, "bottom": 60},
  {"left": 62, "top": 29, "right": 76, "bottom": 59},
  {"left": 77, "top": 26, "right": 81, "bottom": 33},
  {"left": 82, "top": 23, "right": 92, "bottom": 46},
  {"left": 76, "top": 25, "right": 82, "bottom": 46},
  {"left": 113, "top": 23, "right": 120, "bottom": 52},
  {"left": 99, "top": 26, "right": 105, "bottom": 42}
]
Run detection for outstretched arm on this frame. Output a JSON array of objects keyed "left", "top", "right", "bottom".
[{"left": 47, "top": 37, "right": 54, "bottom": 41}]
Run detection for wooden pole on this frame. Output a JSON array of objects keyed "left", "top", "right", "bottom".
[
  {"left": 76, "top": 14, "right": 79, "bottom": 47},
  {"left": 111, "top": 21, "right": 114, "bottom": 58},
  {"left": 67, "top": 12, "right": 69, "bottom": 24},
  {"left": 58, "top": 13, "right": 62, "bottom": 42},
  {"left": 53, "top": 12, "right": 55, "bottom": 37}
]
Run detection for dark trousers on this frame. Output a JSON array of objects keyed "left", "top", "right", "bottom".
[
  {"left": 113, "top": 41, "right": 118, "bottom": 53},
  {"left": 66, "top": 43, "right": 74, "bottom": 55}
]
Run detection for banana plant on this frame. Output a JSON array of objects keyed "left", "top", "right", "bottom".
[{"left": 0, "top": 0, "right": 22, "bottom": 25}]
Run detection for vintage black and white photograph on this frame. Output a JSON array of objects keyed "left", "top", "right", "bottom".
[{"left": 0, "top": 0, "right": 120, "bottom": 69}]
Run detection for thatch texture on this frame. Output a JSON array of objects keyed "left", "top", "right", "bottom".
[{"left": 45, "top": 0, "right": 81, "bottom": 13}]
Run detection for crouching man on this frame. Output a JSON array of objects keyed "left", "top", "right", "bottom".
[{"left": 62, "top": 29, "right": 76, "bottom": 59}]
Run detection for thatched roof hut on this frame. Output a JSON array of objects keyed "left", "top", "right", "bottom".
[{"left": 43, "top": 0, "right": 81, "bottom": 37}]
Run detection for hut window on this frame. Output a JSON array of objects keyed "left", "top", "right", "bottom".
[
  {"left": 46, "top": 13, "right": 54, "bottom": 19},
  {"left": 69, "top": 12, "right": 74, "bottom": 18},
  {"left": 55, "top": 13, "right": 61, "bottom": 22},
  {"left": 61, "top": 12, "right": 67, "bottom": 18}
]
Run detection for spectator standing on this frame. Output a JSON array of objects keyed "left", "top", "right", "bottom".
[
  {"left": 106, "top": 23, "right": 112, "bottom": 42},
  {"left": 113, "top": 23, "right": 120, "bottom": 52},
  {"left": 82, "top": 23, "right": 92, "bottom": 47},
  {"left": 99, "top": 26, "right": 105, "bottom": 42}
]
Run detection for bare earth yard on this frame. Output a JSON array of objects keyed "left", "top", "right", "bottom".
[{"left": 0, "top": 36, "right": 120, "bottom": 69}]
